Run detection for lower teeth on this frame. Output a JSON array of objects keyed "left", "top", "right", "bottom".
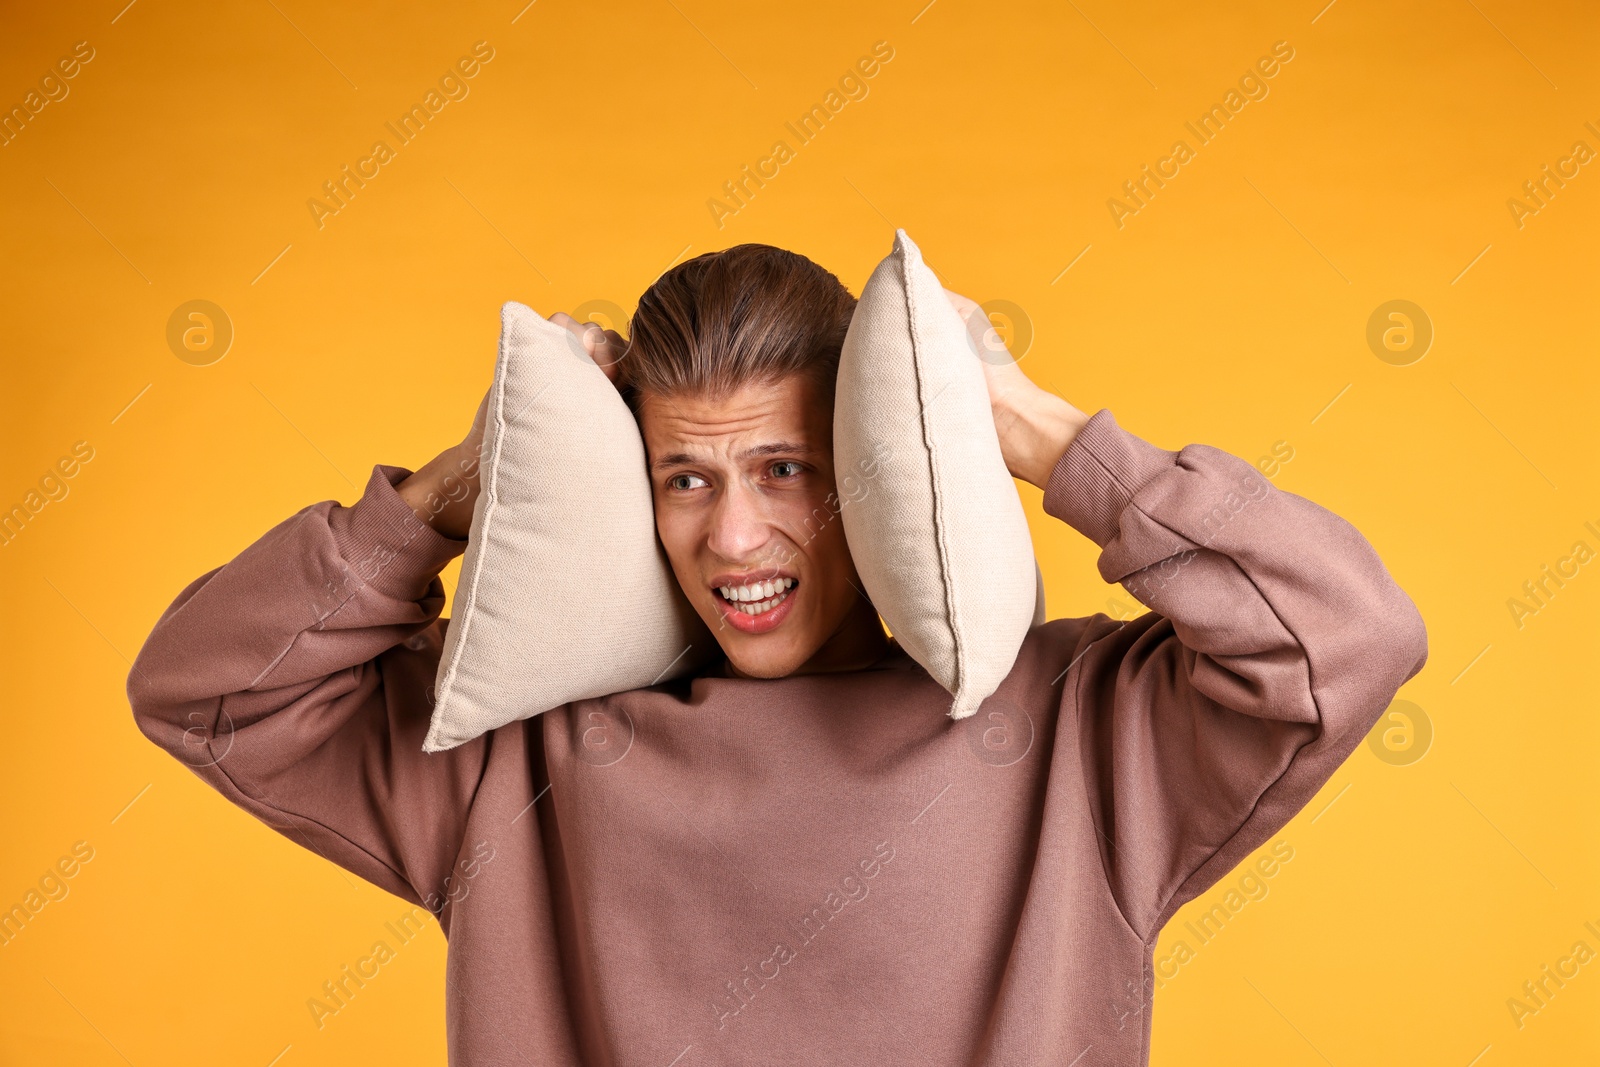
[{"left": 731, "top": 590, "right": 790, "bottom": 616}]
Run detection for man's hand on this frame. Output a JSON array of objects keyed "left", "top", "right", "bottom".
[
  {"left": 945, "top": 290, "right": 1091, "bottom": 491},
  {"left": 396, "top": 312, "right": 627, "bottom": 538},
  {"left": 549, "top": 312, "right": 628, "bottom": 387}
]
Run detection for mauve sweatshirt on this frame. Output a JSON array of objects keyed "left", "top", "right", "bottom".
[{"left": 128, "top": 408, "right": 1427, "bottom": 1066}]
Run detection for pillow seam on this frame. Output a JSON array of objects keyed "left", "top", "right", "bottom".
[
  {"left": 901, "top": 244, "right": 965, "bottom": 707},
  {"left": 427, "top": 313, "right": 515, "bottom": 748}
]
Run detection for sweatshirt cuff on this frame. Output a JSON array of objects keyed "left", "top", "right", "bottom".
[
  {"left": 1041, "top": 408, "right": 1181, "bottom": 548},
  {"left": 328, "top": 464, "right": 469, "bottom": 601}
]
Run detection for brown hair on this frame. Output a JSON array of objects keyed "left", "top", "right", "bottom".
[{"left": 619, "top": 244, "right": 856, "bottom": 412}]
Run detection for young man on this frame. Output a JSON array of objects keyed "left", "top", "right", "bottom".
[{"left": 129, "top": 244, "right": 1427, "bottom": 1065}]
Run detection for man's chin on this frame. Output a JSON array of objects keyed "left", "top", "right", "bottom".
[{"left": 718, "top": 639, "right": 811, "bottom": 680}]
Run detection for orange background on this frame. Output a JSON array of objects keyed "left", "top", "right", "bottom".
[{"left": 2, "top": 0, "right": 1596, "bottom": 1063}]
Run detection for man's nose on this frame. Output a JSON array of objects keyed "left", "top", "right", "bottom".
[{"left": 705, "top": 481, "right": 774, "bottom": 562}]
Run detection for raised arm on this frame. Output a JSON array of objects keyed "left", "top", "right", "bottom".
[
  {"left": 127, "top": 458, "right": 486, "bottom": 911},
  {"left": 1041, "top": 409, "right": 1426, "bottom": 938},
  {"left": 128, "top": 313, "right": 623, "bottom": 914},
  {"left": 952, "top": 293, "right": 1427, "bottom": 940}
]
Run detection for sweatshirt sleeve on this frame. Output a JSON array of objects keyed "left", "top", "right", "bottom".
[
  {"left": 1042, "top": 409, "right": 1427, "bottom": 941},
  {"left": 127, "top": 464, "right": 489, "bottom": 913}
]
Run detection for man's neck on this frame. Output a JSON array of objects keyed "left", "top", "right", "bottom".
[{"left": 800, "top": 598, "right": 895, "bottom": 674}]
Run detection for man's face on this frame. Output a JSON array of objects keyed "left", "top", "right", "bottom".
[{"left": 639, "top": 373, "right": 868, "bottom": 678}]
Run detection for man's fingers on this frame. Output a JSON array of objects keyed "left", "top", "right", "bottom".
[
  {"left": 548, "top": 311, "right": 604, "bottom": 355},
  {"left": 942, "top": 289, "right": 1008, "bottom": 362},
  {"left": 592, "top": 328, "right": 628, "bottom": 384},
  {"left": 554, "top": 311, "right": 607, "bottom": 361},
  {"left": 595, "top": 328, "right": 628, "bottom": 366},
  {"left": 548, "top": 311, "right": 627, "bottom": 385},
  {"left": 943, "top": 288, "right": 981, "bottom": 322}
]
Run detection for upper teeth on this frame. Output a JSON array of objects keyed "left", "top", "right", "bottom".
[{"left": 720, "top": 578, "right": 794, "bottom": 602}]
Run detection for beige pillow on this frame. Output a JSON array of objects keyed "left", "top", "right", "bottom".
[
  {"left": 835, "top": 230, "right": 1041, "bottom": 719},
  {"left": 425, "top": 301, "right": 713, "bottom": 752}
]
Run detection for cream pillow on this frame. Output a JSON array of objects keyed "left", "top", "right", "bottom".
[
  {"left": 425, "top": 301, "right": 712, "bottom": 752},
  {"left": 835, "top": 230, "right": 1041, "bottom": 719}
]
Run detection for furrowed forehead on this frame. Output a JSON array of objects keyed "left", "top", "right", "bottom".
[
  {"left": 638, "top": 375, "right": 831, "bottom": 472},
  {"left": 650, "top": 441, "right": 819, "bottom": 473}
]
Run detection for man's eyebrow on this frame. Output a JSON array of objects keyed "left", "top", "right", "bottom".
[
  {"left": 744, "top": 441, "right": 816, "bottom": 460},
  {"left": 649, "top": 442, "right": 817, "bottom": 473}
]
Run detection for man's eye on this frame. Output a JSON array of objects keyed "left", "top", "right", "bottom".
[
  {"left": 770, "top": 461, "right": 803, "bottom": 479},
  {"left": 668, "top": 473, "right": 708, "bottom": 491}
]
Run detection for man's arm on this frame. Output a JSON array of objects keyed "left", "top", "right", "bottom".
[
  {"left": 127, "top": 461, "right": 491, "bottom": 913},
  {"left": 128, "top": 311, "right": 620, "bottom": 914},
  {"left": 1040, "top": 408, "right": 1424, "bottom": 938},
  {"left": 956, "top": 297, "right": 1427, "bottom": 941}
]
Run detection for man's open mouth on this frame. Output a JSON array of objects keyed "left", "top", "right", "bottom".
[{"left": 716, "top": 577, "right": 797, "bottom": 617}]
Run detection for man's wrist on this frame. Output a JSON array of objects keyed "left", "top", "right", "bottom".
[
  {"left": 396, "top": 446, "right": 480, "bottom": 540},
  {"left": 997, "top": 389, "right": 1091, "bottom": 490}
]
